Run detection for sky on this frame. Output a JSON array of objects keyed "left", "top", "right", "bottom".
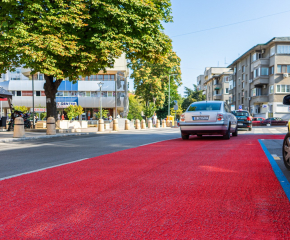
[{"left": 129, "top": 0, "right": 290, "bottom": 96}]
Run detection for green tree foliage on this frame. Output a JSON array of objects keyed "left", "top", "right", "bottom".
[
  {"left": 40, "top": 112, "right": 46, "bottom": 120},
  {"left": 64, "top": 105, "right": 84, "bottom": 120},
  {"left": 181, "top": 84, "right": 206, "bottom": 112},
  {"left": 143, "top": 102, "right": 156, "bottom": 119},
  {"left": 95, "top": 110, "right": 109, "bottom": 119},
  {"left": 127, "top": 95, "right": 143, "bottom": 121},
  {"left": 130, "top": 49, "right": 181, "bottom": 108},
  {"left": 0, "top": 0, "right": 173, "bottom": 119},
  {"left": 14, "top": 106, "right": 29, "bottom": 113}
]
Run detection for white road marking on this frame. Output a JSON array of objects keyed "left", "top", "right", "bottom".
[
  {"left": 139, "top": 138, "right": 179, "bottom": 147},
  {"left": 0, "top": 158, "right": 89, "bottom": 181}
]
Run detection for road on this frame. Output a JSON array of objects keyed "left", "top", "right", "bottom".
[{"left": 0, "top": 128, "right": 180, "bottom": 179}]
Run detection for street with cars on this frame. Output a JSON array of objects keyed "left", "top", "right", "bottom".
[{"left": 1, "top": 126, "right": 290, "bottom": 238}]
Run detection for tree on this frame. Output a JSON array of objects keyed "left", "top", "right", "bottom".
[
  {"left": 95, "top": 110, "right": 109, "bottom": 120},
  {"left": 0, "top": 0, "right": 173, "bottom": 119},
  {"left": 181, "top": 84, "right": 206, "bottom": 111},
  {"left": 64, "top": 105, "right": 84, "bottom": 120},
  {"left": 127, "top": 95, "right": 143, "bottom": 121},
  {"left": 143, "top": 102, "right": 156, "bottom": 119},
  {"left": 130, "top": 49, "right": 181, "bottom": 108},
  {"left": 14, "top": 106, "right": 29, "bottom": 114}
]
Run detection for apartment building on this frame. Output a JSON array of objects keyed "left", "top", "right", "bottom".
[
  {"left": 203, "top": 67, "right": 232, "bottom": 104},
  {"left": 197, "top": 75, "right": 205, "bottom": 92},
  {"left": 228, "top": 37, "right": 290, "bottom": 119},
  {"left": 0, "top": 54, "right": 129, "bottom": 119}
]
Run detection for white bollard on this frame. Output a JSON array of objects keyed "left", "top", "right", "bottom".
[
  {"left": 156, "top": 119, "right": 160, "bottom": 128},
  {"left": 135, "top": 119, "right": 141, "bottom": 129},
  {"left": 141, "top": 119, "right": 146, "bottom": 129},
  {"left": 13, "top": 117, "right": 25, "bottom": 138},
  {"left": 148, "top": 119, "right": 152, "bottom": 129},
  {"left": 98, "top": 119, "right": 104, "bottom": 132},
  {"left": 125, "top": 119, "right": 130, "bottom": 130},
  {"left": 46, "top": 117, "right": 56, "bottom": 135},
  {"left": 162, "top": 119, "right": 166, "bottom": 128},
  {"left": 113, "top": 119, "right": 119, "bottom": 131}
]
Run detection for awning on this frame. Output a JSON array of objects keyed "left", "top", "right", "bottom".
[{"left": 0, "top": 87, "right": 12, "bottom": 99}]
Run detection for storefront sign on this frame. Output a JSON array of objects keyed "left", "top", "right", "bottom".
[
  {"left": 57, "top": 102, "right": 77, "bottom": 108},
  {"left": 0, "top": 98, "right": 7, "bottom": 101},
  {"left": 31, "top": 108, "right": 46, "bottom": 112}
]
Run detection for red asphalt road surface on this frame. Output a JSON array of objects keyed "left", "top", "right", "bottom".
[{"left": 1, "top": 135, "right": 290, "bottom": 239}]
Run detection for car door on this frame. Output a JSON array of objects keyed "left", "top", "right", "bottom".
[{"left": 224, "top": 102, "right": 236, "bottom": 130}]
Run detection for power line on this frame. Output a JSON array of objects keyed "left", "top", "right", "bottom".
[{"left": 172, "top": 10, "right": 290, "bottom": 38}]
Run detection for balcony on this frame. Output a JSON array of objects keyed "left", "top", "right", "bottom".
[
  {"left": 251, "top": 58, "right": 270, "bottom": 68},
  {"left": 251, "top": 95, "right": 269, "bottom": 104},
  {"left": 229, "top": 87, "right": 235, "bottom": 95},
  {"left": 214, "top": 84, "right": 222, "bottom": 90},
  {"left": 251, "top": 76, "right": 269, "bottom": 87},
  {"left": 213, "top": 94, "right": 222, "bottom": 100}
]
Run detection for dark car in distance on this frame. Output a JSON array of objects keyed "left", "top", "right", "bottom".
[
  {"left": 252, "top": 117, "right": 265, "bottom": 126},
  {"left": 231, "top": 110, "right": 252, "bottom": 131},
  {"left": 260, "top": 117, "right": 288, "bottom": 126}
]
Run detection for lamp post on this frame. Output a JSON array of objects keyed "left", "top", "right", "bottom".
[
  {"left": 98, "top": 82, "right": 104, "bottom": 119},
  {"left": 32, "top": 73, "right": 35, "bottom": 129},
  {"left": 168, "top": 74, "right": 178, "bottom": 117}
]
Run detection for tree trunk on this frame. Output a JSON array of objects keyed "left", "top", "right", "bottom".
[{"left": 43, "top": 75, "right": 62, "bottom": 120}]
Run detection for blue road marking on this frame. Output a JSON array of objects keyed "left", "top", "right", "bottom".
[{"left": 259, "top": 139, "right": 290, "bottom": 201}]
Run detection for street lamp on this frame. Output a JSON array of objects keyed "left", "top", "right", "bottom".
[
  {"left": 98, "top": 82, "right": 104, "bottom": 119},
  {"left": 168, "top": 74, "right": 178, "bottom": 117}
]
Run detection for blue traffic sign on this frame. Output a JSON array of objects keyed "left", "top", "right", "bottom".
[{"left": 239, "top": 105, "right": 242, "bottom": 110}]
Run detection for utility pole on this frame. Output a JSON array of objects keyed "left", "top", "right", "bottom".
[{"left": 168, "top": 74, "right": 178, "bottom": 117}]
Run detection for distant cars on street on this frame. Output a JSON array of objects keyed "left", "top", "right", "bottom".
[
  {"left": 252, "top": 117, "right": 265, "bottom": 126},
  {"left": 179, "top": 101, "right": 238, "bottom": 140},
  {"left": 231, "top": 110, "right": 252, "bottom": 131},
  {"left": 260, "top": 117, "right": 288, "bottom": 126}
]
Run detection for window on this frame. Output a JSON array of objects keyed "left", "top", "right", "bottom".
[
  {"left": 102, "top": 91, "right": 107, "bottom": 97},
  {"left": 17, "top": 91, "right": 21, "bottom": 96},
  {"left": 252, "top": 88, "right": 256, "bottom": 97},
  {"left": 242, "top": 66, "right": 245, "bottom": 72},
  {"left": 78, "top": 91, "right": 85, "bottom": 97},
  {"left": 269, "top": 66, "right": 274, "bottom": 75},
  {"left": 85, "top": 91, "right": 90, "bottom": 97},
  {"left": 213, "top": 79, "right": 217, "bottom": 85},
  {"left": 261, "top": 67, "right": 269, "bottom": 76},
  {"left": 276, "top": 85, "right": 290, "bottom": 93},
  {"left": 242, "top": 82, "right": 244, "bottom": 88},
  {"left": 270, "top": 46, "right": 275, "bottom": 56},
  {"left": 269, "top": 85, "right": 274, "bottom": 94},
  {"left": 234, "top": 67, "right": 236, "bottom": 73},
  {"left": 39, "top": 74, "right": 44, "bottom": 80},
  {"left": 245, "top": 74, "right": 248, "bottom": 82},
  {"left": 91, "top": 91, "right": 99, "bottom": 97},
  {"left": 107, "top": 92, "right": 113, "bottom": 97},
  {"left": 254, "top": 68, "right": 260, "bottom": 78},
  {"left": 277, "top": 65, "right": 290, "bottom": 73},
  {"left": 64, "top": 91, "right": 68, "bottom": 97},
  {"left": 36, "top": 91, "right": 41, "bottom": 96},
  {"left": 242, "top": 74, "right": 245, "bottom": 80},
  {"left": 223, "top": 76, "right": 229, "bottom": 82},
  {"left": 225, "top": 88, "right": 229, "bottom": 94},
  {"left": 187, "top": 102, "right": 221, "bottom": 111},
  {"left": 56, "top": 92, "right": 63, "bottom": 97},
  {"left": 11, "top": 91, "right": 15, "bottom": 96},
  {"left": 238, "top": 62, "right": 241, "bottom": 70},
  {"left": 277, "top": 45, "right": 290, "bottom": 54}
]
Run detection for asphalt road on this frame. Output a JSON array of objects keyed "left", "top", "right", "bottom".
[{"left": 0, "top": 128, "right": 181, "bottom": 179}]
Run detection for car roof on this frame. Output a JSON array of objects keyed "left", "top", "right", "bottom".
[{"left": 192, "top": 101, "right": 224, "bottom": 103}]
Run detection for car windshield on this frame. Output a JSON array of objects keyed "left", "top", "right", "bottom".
[
  {"left": 187, "top": 102, "right": 221, "bottom": 111},
  {"left": 232, "top": 111, "right": 249, "bottom": 116}
]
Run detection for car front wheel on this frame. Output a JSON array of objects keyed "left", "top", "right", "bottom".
[{"left": 283, "top": 133, "right": 290, "bottom": 171}]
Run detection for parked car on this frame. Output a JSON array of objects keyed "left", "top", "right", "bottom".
[
  {"left": 260, "top": 117, "right": 288, "bottom": 126},
  {"left": 252, "top": 117, "right": 265, "bottom": 126},
  {"left": 179, "top": 101, "right": 238, "bottom": 140},
  {"left": 231, "top": 110, "right": 252, "bottom": 131}
]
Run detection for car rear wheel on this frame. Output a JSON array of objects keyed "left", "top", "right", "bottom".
[
  {"left": 181, "top": 132, "right": 189, "bottom": 140},
  {"left": 248, "top": 127, "right": 252, "bottom": 131},
  {"left": 223, "top": 126, "right": 231, "bottom": 140},
  {"left": 283, "top": 133, "right": 290, "bottom": 171},
  {"left": 232, "top": 126, "right": 238, "bottom": 136}
]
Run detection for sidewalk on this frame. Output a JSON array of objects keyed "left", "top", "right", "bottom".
[{"left": 0, "top": 127, "right": 176, "bottom": 143}]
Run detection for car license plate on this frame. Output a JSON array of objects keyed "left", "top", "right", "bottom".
[
  {"left": 192, "top": 116, "right": 209, "bottom": 120},
  {"left": 238, "top": 123, "right": 243, "bottom": 126}
]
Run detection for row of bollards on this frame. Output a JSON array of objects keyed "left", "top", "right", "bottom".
[{"left": 13, "top": 117, "right": 176, "bottom": 138}]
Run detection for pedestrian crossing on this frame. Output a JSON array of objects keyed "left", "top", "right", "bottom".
[{"left": 239, "top": 126, "right": 287, "bottom": 134}]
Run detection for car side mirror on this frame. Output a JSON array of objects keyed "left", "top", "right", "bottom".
[{"left": 283, "top": 95, "right": 290, "bottom": 105}]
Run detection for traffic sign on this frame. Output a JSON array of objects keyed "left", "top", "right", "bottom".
[
  {"left": 238, "top": 105, "right": 242, "bottom": 110},
  {"left": 174, "top": 105, "right": 178, "bottom": 110}
]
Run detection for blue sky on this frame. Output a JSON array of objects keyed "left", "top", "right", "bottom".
[{"left": 129, "top": 0, "right": 290, "bottom": 96}]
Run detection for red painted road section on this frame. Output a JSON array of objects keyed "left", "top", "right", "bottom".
[{"left": 1, "top": 135, "right": 290, "bottom": 239}]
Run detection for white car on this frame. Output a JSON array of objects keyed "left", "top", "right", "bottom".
[{"left": 179, "top": 101, "right": 238, "bottom": 140}]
